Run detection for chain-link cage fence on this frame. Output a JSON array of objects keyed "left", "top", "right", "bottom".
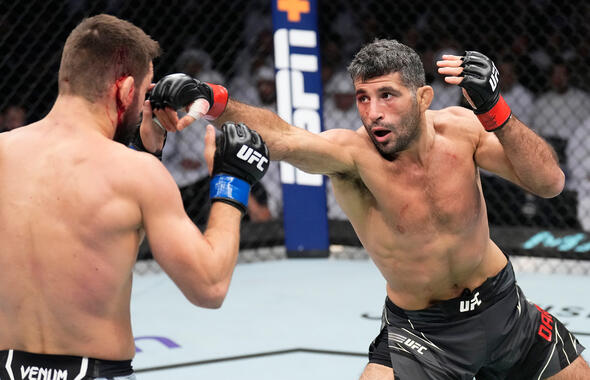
[{"left": 1, "top": 1, "right": 589, "bottom": 271}]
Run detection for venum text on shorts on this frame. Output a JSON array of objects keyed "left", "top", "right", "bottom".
[{"left": 20, "top": 365, "right": 67, "bottom": 380}]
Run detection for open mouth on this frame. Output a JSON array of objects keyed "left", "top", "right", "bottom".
[{"left": 372, "top": 128, "right": 392, "bottom": 142}]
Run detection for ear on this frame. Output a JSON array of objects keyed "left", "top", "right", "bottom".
[
  {"left": 416, "top": 85, "right": 433, "bottom": 113},
  {"left": 115, "top": 76, "right": 136, "bottom": 109}
]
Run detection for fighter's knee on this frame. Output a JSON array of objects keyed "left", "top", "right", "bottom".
[
  {"left": 359, "top": 363, "right": 394, "bottom": 380},
  {"left": 547, "top": 355, "right": 590, "bottom": 379}
]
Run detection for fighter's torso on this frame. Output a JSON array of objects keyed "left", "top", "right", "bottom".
[
  {"left": 331, "top": 110, "right": 507, "bottom": 310},
  {"left": 0, "top": 122, "right": 142, "bottom": 359}
]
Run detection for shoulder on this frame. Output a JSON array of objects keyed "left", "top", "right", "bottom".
[
  {"left": 107, "top": 141, "right": 179, "bottom": 200},
  {"left": 320, "top": 126, "right": 375, "bottom": 157},
  {"left": 319, "top": 126, "right": 365, "bottom": 144},
  {"left": 317, "top": 127, "right": 373, "bottom": 177},
  {"left": 430, "top": 106, "right": 480, "bottom": 135},
  {"left": 429, "top": 106, "right": 483, "bottom": 152}
]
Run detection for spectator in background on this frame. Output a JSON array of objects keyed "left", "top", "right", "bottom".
[
  {"left": 251, "top": 66, "right": 277, "bottom": 110},
  {"left": 498, "top": 57, "right": 534, "bottom": 126},
  {"left": 323, "top": 70, "right": 358, "bottom": 220},
  {"left": 502, "top": 30, "right": 541, "bottom": 93},
  {"left": 1, "top": 104, "right": 27, "bottom": 132},
  {"left": 566, "top": 120, "right": 590, "bottom": 231},
  {"left": 320, "top": 35, "right": 345, "bottom": 84},
  {"left": 175, "top": 48, "right": 225, "bottom": 84},
  {"left": 531, "top": 59, "right": 590, "bottom": 186},
  {"left": 231, "top": 64, "right": 276, "bottom": 109},
  {"left": 231, "top": 28, "right": 274, "bottom": 84},
  {"left": 323, "top": 70, "right": 357, "bottom": 131},
  {"left": 570, "top": 36, "right": 590, "bottom": 93}
]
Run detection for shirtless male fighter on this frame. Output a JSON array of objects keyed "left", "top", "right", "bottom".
[
  {"left": 0, "top": 14, "right": 268, "bottom": 379},
  {"left": 153, "top": 39, "right": 589, "bottom": 379}
]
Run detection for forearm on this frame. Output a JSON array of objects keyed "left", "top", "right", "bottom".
[
  {"left": 196, "top": 202, "right": 242, "bottom": 306},
  {"left": 495, "top": 117, "right": 565, "bottom": 197},
  {"left": 214, "top": 99, "right": 293, "bottom": 160},
  {"left": 139, "top": 122, "right": 167, "bottom": 153}
]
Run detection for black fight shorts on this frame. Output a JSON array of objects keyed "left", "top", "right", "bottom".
[
  {"left": 368, "top": 261, "right": 585, "bottom": 379},
  {"left": 0, "top": 350, "right": 134, "bottom": 380}
]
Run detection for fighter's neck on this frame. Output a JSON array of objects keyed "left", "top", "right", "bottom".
[
  {"left": 47, "top": 95, "right": 116, "bottom": 139},
  {"left": 396, "top": 113, "right": 435, "bottom": 167}
]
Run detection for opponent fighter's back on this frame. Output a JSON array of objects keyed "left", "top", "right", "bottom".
[{"left": 0, "top": 121, "right": 142, "bottom": 359}]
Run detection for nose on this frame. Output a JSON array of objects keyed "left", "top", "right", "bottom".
[{"left": 367, "top": 100, "right": 383, "bottom": 124}]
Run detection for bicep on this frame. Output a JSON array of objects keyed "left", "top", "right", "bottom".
[
  {"left": 474, "top": 126, "right": 524, "bottom": 187},
  {"left": 217, "top": 100, "right": 356, "bottom": 176},
  {"left": 280, "top": 128, "right": 356, "bottom": 176}
]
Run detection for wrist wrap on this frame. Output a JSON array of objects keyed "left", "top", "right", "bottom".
[
  {"left": 204, "top": 83, "right": 229, "bottom": 120},
  {"left": 475, "top": 95, "right": 512, "bottom": 132},
  {"left": 210, "top": 174, "right": 250, "bottom": 213}
]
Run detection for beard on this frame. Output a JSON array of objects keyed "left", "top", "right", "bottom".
[
  {"left": 363, "top": 99, "right": 421, "bottom": 160},
  {"left": 113, "top": 92, "right": 142, "bottom": 144}
]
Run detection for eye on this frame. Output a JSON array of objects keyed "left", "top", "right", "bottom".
[
  {"left": 357, "top": 95, "right": 369, "bottom": 103},
  {"left": 382, "top": 92, "right": 393, "bottom": 100}
]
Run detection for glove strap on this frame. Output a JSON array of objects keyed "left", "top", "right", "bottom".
[
  {"left": 204, "top": 83, "right": 229, "bottom": 120},
  {"left": 210, "top": 174, "right": 250, "bottom": 213},
  {"left": 475, "top": 95, "right": 512, "bottom": 132}
]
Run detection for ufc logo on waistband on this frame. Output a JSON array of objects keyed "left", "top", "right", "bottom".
[
  {"left": 236, "top": 145, "right": 269, "bottom": 172},
  {"left": 460, "top": 291, "right": 482, "bottom": 312}
]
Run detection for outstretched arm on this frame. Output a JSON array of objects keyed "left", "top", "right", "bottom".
[
  {"left": 214, "top": 99, "right": 356, "bottom": 176},
  {"left": 437, "top": 52, "right": 564, "bottom": 198},
  {"left": 151, "top": 74, "right": 356, "bottom": 177}
]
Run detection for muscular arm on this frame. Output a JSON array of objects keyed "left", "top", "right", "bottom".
[
  {"left": 437, "top": 52, "right": 564, "bottom": 198},
  {"left": 151, "top": 74, "right": 356, "bottom": 175},
  {"left": 138, "top": 156, "right": 242, "bottom": 308},
  {"left": 475, "top": 115, "right": 565, "bottom": 198},
  {"left": 214, "top": 99, "right": 356, "bottom": 176}
]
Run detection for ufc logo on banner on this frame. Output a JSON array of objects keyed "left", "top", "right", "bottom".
[
  {"left": 237, "top": 145, "right": 269, "bottom": 172},
  {"left": 489, "top": 64, "right": 499, "bottom": 92},
  {"left": 460, "top": 291, "right": 482, "bottom": 312}
]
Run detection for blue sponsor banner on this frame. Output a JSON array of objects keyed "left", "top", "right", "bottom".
[{"left": 271, "top": 0, "right": 329, "bottom": 257}]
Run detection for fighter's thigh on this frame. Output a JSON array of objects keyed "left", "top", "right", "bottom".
[
  {"left": 547, "top": 356, "right": 590, "bottom": 379},
  {"left": 359, "top": 363, "right": 394, "bottom": 380}
]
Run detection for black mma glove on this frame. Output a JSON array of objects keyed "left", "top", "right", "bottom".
[
  {"left": 460, "top": 51, "right": 512, "bottom": 132},
  {"left": 149, "top": 73, "right": 229, "bottom": 120},
  {"left": 210, "top": 122, "right": 269, "bottom": 214}
]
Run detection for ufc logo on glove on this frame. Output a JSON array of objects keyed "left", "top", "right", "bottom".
[{"left": 236, "top": 145, "right": 269, "bottom": 172}]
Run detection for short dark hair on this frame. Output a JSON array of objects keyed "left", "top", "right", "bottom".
[
  {"left": 347, "top": 39, "right": 425, "bottom": 92},
  {"left": 58, "top": 14, "right": 161, "bottom": 101}
]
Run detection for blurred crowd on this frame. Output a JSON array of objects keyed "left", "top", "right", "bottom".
[{"left": 1, "top": 0, "right": 589, "bottom": 231}]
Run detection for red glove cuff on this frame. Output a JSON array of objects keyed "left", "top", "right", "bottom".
[
  {"left": 204, "top": 83, "right": 229, "bottom": 120},
  {"left": 476, "top": 95, "right": 512, "bottom": 132}
]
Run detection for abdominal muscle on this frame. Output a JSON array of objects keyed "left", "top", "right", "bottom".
[{"left": 364, "top": 221, "right": 508, "bottom": 311}]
